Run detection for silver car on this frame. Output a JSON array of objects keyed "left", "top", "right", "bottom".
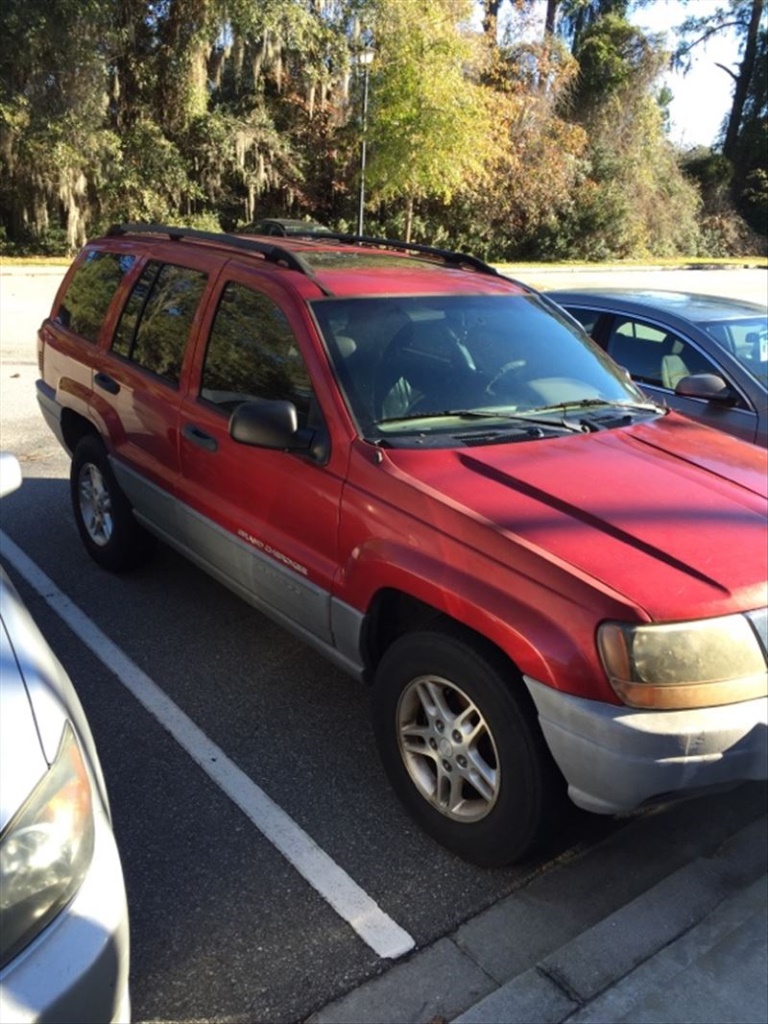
[
  {"left": 546, "top": 289, "right": 767, "bottom": 446},
  {"left": 0, "top": 454, "right": 130, "bottom": 1023}
]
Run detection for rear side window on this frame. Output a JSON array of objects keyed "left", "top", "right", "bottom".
[
  {"left": 55, "top": 251, "right": 135, "bottom": 343},
  {"left": 112, "top": 261, "right": 207, "bottom": 386}
]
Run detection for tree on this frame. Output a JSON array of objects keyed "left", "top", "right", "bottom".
[
  {"left": 0, "top": 0, "right": 119, "bottom": 249},
  {"left": 675, "top": 0, "right": 767, "bottom": 236},
  {"left": 463, "top": 36, "right": 589, "bottom": 258},
  {"left": 675, "top": 0, "right": 765, "bottom": 159},
  {"left": 362, "top": 0, "right": 495, "bottom": 240},
  {"left": 565, "top": 13, "right": 702, "bottom": 257}
]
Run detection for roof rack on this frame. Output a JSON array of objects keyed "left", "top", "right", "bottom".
[
  {"left": 297, "top": 231, "right": 504, "bottom": 278},
  {"left": 106, "top": 223, "right": 529, "bottom": 294},
  {"left": 106, "top": 223, "right": 333, "bottom": 295}
]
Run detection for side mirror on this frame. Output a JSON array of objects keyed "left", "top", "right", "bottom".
[
  {"left": 230, "top": 399, "right": 330, "bottom": 462},
  {"left": 230, "top": 399, "right": 313, "bottom": 451},
  {"left": 675, "top": 373, "right": 739, "bottom": 405},
  {"left": 0, "top": 452, "right": 22, "bottom": 498}
]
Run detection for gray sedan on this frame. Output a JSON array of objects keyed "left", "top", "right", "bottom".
[
  {"left": 0, "top": 454, "right": 130, "bottom": 1023},
  {"left": 546, "top": 289, "right": 767, "bottom": 446}
]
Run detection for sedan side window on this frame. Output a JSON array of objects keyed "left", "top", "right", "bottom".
[
  {"left": 200, "top": 282, "right": 314, "bottom": 427},
  {"left": 606, "top": 317, "right": 722, "bottom": 391},
  {"left": 565, "top": 307, "right": 602, "bottom": 337}
]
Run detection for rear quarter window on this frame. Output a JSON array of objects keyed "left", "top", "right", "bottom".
[{"left": 55, "top": 251, "right": 136, "bottom": 342}]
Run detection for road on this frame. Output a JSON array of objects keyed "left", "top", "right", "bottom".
[{"left": 0, "top": 263, "right": 766, "bottom": 1023}]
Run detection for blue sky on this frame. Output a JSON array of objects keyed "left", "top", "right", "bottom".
[
  {"left": 492, "top": 0, "right": 741, "bottom": 149},
  {"left": 633, "top": 0, "right": 740, "bottom": 148}
]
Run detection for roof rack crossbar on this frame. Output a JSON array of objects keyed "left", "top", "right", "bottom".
[
  {"left": 300, "top": 232, "right": 503, "bottom": 278},
  {"left": 106, "top": 223, "right": 333, "bottom": 295}
]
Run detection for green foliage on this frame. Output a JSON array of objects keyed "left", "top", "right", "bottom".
[
  {"left": 100, "top": 120, "right": 193, "bottom": 226},
  {"left": 571, "top": 12, "right": 666, "bottom": 114},
  {"left": 553, "top": 13, "right": 705, "bottom": 259},
  {"left": 741, "top": 164, "right": 768, "bottom": 237},
  {"left": 682, "top": 148, "right": 733, "bottom": 206},
  {"left": 362, "top": 0, "right": 492, "bottom": 230},
  {"left": 0, "top": 0, "right": 763, "bottom": 257}
]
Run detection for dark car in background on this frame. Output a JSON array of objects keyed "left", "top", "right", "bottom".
[
  {"left": 546, "top": 289, "right": 767, "bottom": 446},
  {"left": 248, "top": 217, "right": 332, "bottom": 237}
]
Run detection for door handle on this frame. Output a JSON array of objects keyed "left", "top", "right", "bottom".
[
  {"left": 95, "top": 372, "right": 120, "bottom": 395},
  {"left": 182, "top": 424, "right": 218, "bottom": 452}
]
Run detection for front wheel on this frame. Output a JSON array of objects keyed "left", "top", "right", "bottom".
[
  {"left": 70, "top": 435, "right": 155, "bottom": 572},
  {"left": 371, "top": 629, "right": 564, "bottom": 867}
]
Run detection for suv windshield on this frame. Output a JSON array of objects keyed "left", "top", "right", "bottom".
[{"left": 311, "top": 294, "right": 655, "bottom": 443}]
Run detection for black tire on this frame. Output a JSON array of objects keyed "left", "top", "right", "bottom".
[
  {"left": 371, "top": 628, "right": 565, "bottom": 867},
  {"left": 70, "top": 435, "right": 155, "bottom": 572}
]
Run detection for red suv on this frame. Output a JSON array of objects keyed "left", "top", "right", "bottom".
[{"left": 36, "top": 225, "right": 768, "bottom": 866}]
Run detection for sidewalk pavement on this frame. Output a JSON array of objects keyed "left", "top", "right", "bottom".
[{"left": 309, "top": 804, "right": 767, "bottom": 1024}]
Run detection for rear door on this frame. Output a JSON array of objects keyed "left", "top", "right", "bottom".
[
  {"left": 176, "top": 267, "right": 346, "bottom": 644},
  {"left": 95, "top": 255, "right": 212, "bottom": 538}
]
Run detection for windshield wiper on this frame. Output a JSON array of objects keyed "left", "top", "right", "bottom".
[
  {"left": 528, "top": 398, "right": 661, "bottom": 414},
  {"left": 377, "top": 409, "right": 588, "bottom": 434}
]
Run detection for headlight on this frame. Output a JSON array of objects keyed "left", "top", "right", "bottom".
[
  {"left": 598, "top": 614, "right": 767, "bottom": 710},
  {"left": 0, "top": 722, "right": 95, "bottom": 967}
]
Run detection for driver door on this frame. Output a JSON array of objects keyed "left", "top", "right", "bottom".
[{"left": 176, "top": 271, "right": 343, "bottom": 643}]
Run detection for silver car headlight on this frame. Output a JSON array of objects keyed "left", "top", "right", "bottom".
[
  {"left": 598, "top": 613, "right": 767, "bottom": 709},
  {"left": 0, "top": 722, "right": 95, "bottom": 967}
]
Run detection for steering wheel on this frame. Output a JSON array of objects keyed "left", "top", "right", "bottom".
[{"left": 485, "top": 359, "right": 526, "bottom": 398}]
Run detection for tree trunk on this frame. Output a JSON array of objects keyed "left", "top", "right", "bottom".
[
  {"left": 723, "top": 0, "right": 763, "bottom": 161},
  {"left": 544, "top": 0, "right": 559, "bottom": 36},
  {"left": 482, "top": 0, "right": 503, "bottom": 44},
  {"left": 404, "top": 197, "right": 414, "bottom": 243}
]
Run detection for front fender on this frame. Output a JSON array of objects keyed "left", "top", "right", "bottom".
[{"left": 341, "top": 537, "right": 624, "bottom": 702}]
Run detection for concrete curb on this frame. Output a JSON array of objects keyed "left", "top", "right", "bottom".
[
  {"left": 308, "top": 802, "right": 766, "bottom": 1024},
  {"left": 564, "top": 875, "right": 767, "bottom": 1024},
  {"left": 0, "top": 265, "right": 70, "bottom": 276},
  {"left": 454, "top": 818, "right": 766, "bottom": 1024}
]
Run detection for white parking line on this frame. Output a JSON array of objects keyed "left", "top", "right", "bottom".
[{"left": 0, "top": 530, "right": 415, "bottom": 960}]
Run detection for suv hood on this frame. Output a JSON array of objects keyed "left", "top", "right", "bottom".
[{"left": 387, "top": 418, "right": 767, "bottom": 621}]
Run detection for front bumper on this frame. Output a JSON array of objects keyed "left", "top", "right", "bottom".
[
  {"left": 525, "top": 676, "right": 768, "bottom": 815},
  {"left": 0, "top": 784, "right": 130, "bottom": 1024}
]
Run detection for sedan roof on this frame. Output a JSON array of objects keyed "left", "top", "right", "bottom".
[{"left": 546, "top": 288, "right": 766, "bottom": 324}]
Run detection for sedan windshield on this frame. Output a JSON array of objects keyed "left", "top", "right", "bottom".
[
  {"left": 311, "top": 293, "right": 656, "bottom": 442},
  {"left": 703, "top": 317, "right": 768, "bottom": 385}
]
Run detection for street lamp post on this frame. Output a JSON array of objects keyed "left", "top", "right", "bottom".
[{"left": 356, "top": 48, "right": 374, "bottom": 237}]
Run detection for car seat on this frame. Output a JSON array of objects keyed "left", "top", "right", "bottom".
[
  {"left": 661, "top": 341, "right": 691, "bottom": 389},
  {"left": 375, "top": 320, "right": 474, "bottom": 420}
]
